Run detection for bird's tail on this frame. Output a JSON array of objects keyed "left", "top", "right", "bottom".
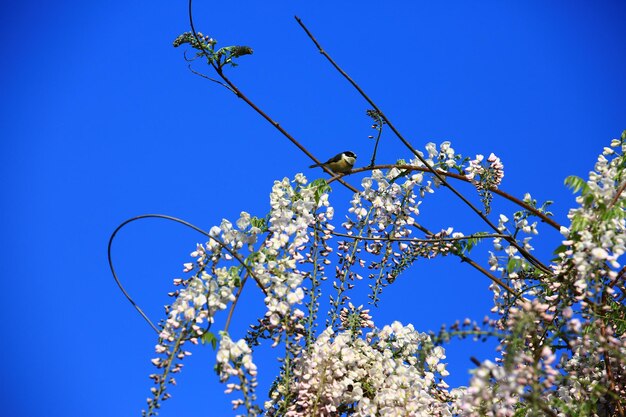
[{"left": 309, "top": 163, "right": 322, "bottom": 168}]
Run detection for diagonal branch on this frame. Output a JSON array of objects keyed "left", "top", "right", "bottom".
[
  {"left": 295, "top": 16, "right": 552, "bottom": 275},
  {"left": 609, "top": 180, "right": 626, "bottom": 209},
  {"left": 331, "top": 163, "right": 562, "bottom": 231},
  {"left": 410, "top": 223, "right": 520, "bottom": 296},
  {"left": 186, "top": 0, "right": 358, "bottom": 193}
]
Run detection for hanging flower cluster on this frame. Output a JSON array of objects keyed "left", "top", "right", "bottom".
[
  {"left": 216, "top": 333, "right": 260, "bottom": 416},
  {"left": 265, "top": 321, "right": 460, "bottom": 417},
  {"left": 465, "top": 153, "right": 505, "bottom": 213},
  {"left": 460, "top": 132, "right": 626, "bottom": 416}
]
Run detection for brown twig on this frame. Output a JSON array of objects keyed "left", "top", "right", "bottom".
[
  {"left": 600, "top": 290, "right": 626, "bottom": 417},
  {"left": 186, "top": 1, "right": 358, "bottom": 193},
  {"left": 612, "top": 265, "right": 626, "bottom": 290},
  {"left": 187, "top": 65, "right": 235, "bottom": 93},
  {"left": 326, "top": 229, "right": 507, "bottom": 243},
  {"left": 409, "top": 222, "right": 520, "bottom": 296},
  {"left": 456, "top": 250, "right": 519, "bottom": 297},
  {"left": 609, "top": 180, "right": 626, "bottom": 209},
  {"left": 368, "top": 111, "right": 384, "bottom": 167},
  {"left": 224, "top": 271, "right": 249, "bottom": 333},
  {"left": 214, "top": 68, "right": 359, "bottom": 193}
]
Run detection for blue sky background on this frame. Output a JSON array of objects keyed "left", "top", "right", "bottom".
[{"left": 2, "top": 1, "right": 625, "bottom": 416}]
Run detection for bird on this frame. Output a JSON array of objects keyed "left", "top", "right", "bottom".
[{"left": 309, "top": 151, "right": 357, "bottom": 174}]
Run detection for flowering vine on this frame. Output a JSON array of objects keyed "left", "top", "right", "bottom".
[
  {"left": 125, "top": 131, "right": 626, "bottom": 416},
  {"left": 109, "top": 10, "right": 626, "bottom": 416}
]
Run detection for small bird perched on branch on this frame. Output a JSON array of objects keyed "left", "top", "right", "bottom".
[{"left": 309, "top": 151, "right": 357, "bottom": 174}]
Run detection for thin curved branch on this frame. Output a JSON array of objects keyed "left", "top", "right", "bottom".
[
  {"left": 108, "top": 214, "right": 267, "bottom": 333},
  {"left": 188, "top": 65, "right": 236, "bottom": 93},
  {"left": 183, "top": 50, "right": 200, "bottom": 62},
  {"left": 224, "top": 233, "right": 272, "bottom": 334},
  {"left": 224, "top": 271, "right": 249, "bottom": 334},
  {"left": 456, "top": 252, "right": 519, "bottom": 297},
  {"left": 108, "top": 216, "right": 162, "bottom": 333},
  {"left": 294, "top": 16, "right": 552, "bottom": 276},
  {"left": 368, "top": 113, "right": 384, "bottom": 167}
]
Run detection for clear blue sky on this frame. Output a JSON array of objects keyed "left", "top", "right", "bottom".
[{"left": 1, "top": 1, "right": 625, "bottom": 416}]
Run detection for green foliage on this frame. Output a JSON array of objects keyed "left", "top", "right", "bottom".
[
  {"left": 250, "top": 216, "right": 268, "bottom": 233},
  {"left": 463, "top": 232, "right": 490, "bottom": 254},
  {"left": 564, "top": 175, "right": 589, "bottom": 195},
  {"left": 201, "top": 331, "right": 218, "bottom": 349},
  {"left": 307, "top": 179, "right": 332, "bottom": 204},
  {"left": 607, "top": 297, "right": 626, "bottom": 335},
  {"left": 228, "top": 266, "right": 242, "bottom": 287},
  {"left": 551, "top": 243, "right": 568, "bottom": 262},
  {"left": 173, "top": 31, "right": 253, "bottom": 68}
]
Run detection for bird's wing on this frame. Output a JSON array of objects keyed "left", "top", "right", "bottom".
[{"left": 325, "top": 153, "right": 344, "bottom": 164}]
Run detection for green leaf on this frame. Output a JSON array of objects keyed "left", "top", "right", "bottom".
[
  {"left": 553, "top": 244, "right": 567, "bottom": 255},
  {"left": 564, "top": 175, "right": 589, "bottom": 195},
  {"left": 551, "top": 244, "right": 568, "bottom": 262},
  {"left": 307, "top": 179, "right": 331, "bottom": 204},
  {"left": 506, "top": 257, "right": 522, "bottom": 273},
  {"left": 201, "top": 331, "right": 218, "bottom": 349},
  {"left": 250, "top": 216, "right": 268, "bottom": 232},
  {"left": 228, "top": 266, "right": 242, "bottom": 287}
]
